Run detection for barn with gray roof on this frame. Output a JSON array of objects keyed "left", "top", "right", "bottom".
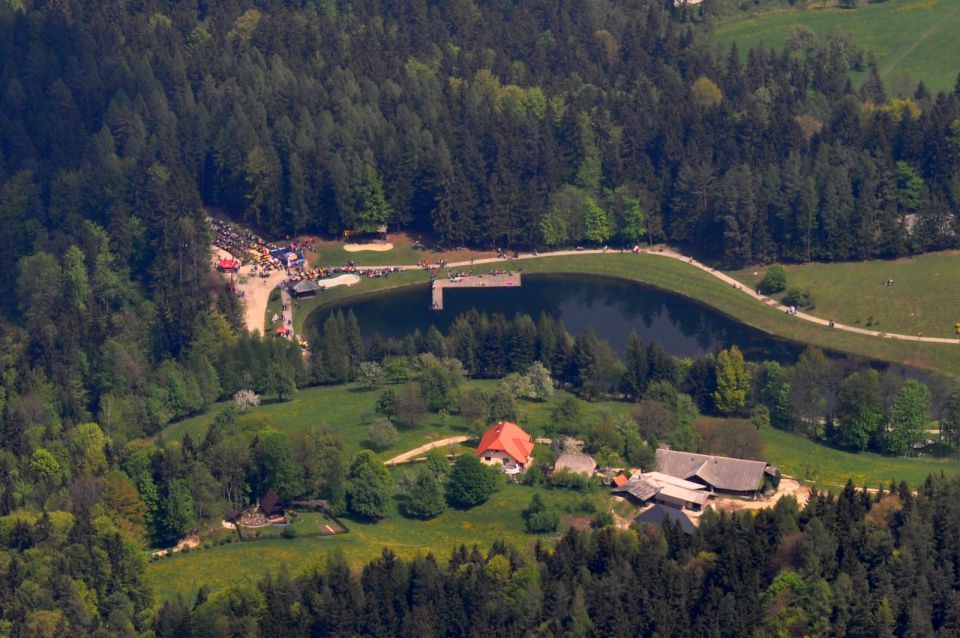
[{"left": 654, "top": 449, "right": 778, "bottom": 498}]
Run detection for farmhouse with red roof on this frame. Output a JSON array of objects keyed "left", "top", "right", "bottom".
[{"left": 476, "top": 421, "right": 534, "bottom": 474}]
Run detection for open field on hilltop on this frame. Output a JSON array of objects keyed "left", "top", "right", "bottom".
[
  {"left": 147, "top": 483, "right": 592, "bottom": 602},
  {"left": 714, "top": 0, "right": 960, "bottom": 93},
  {"left": 757, "top": 421, "right": 960, "bottom": 490},
  {"left": 304, "top": 252, "right": 960, "bottom": 376},
  {"left": 729, "top": 251, "right": 960, "bottom": 339}
]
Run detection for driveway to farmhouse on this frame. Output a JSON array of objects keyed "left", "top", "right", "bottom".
[
  {"left": 713, "top": 478, "right": 809, "bottom": 513},
  {"left": 384, "top": 435, "right": 470, "bottom": 466}
]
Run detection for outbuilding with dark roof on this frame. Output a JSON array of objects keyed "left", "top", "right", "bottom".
[
  {"left": 291, "top": 279, "right": 322, "bottom": 298},
  {"left": 635, "top": 504, "right": 696, "bottom": 534}
]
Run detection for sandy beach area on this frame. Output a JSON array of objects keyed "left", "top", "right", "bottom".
[
  {"left": 344, "top": 242, "right": 393, "bottom": 252},
  {"left": 318, "top": 274, "right": 361, "bottom": 287}
]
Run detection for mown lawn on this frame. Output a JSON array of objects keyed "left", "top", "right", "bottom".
[
  {"left": 760, "top": 423, "right": 960, "bottom": 491},
  {"left": 714, "top": 0, "right": 960, "bottom": 93},
  {"left": 309, "top": 241, "right": 425, "bottom": 268},
  {"left": 728, "top": 252, "right": 960, "bottom": 339},
  {"left": 147, "top": 483, "right": 595, "bottom": 602}
]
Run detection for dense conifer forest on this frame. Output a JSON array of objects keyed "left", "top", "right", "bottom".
[
  {"left": 156, "top": 477, "right": 960, "bottom": 637},
  {"left": 2, "top": 0, "right": 960, "bottom": 634}
]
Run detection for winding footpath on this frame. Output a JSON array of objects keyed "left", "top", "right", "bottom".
[
  {"left": 383, "top": 436, "right": 470, "bottom": 466},
  {"left": 383, "top": 247, "right": 960, "bottom": 345},
  {"left": 218, "top": 244, "right": 960, "bottom": 346}
]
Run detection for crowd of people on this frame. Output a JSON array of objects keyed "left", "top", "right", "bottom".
[
  {"left": 279, "top": 263, "right": 405, "bottom": 291},
  {"left": 210, "top": 218, "right": 304, "bottom": 275},
  {"left": 418, "top": 258, "right": 446, "bottom": 270}
]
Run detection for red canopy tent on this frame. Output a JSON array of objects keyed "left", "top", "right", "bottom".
[
  {"left": 217, "top": 258, "right": 239, "bottom": 272},
  {"left": 275, "top": 327, "right": 290, "bottom": 336}
]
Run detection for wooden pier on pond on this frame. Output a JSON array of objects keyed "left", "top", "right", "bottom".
[{"left": 431, "top": 272, "right": 522, "bottom": 310}]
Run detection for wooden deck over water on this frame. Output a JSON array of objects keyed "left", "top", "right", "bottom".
[{"left": 431, "top": 272, "right": 521, "bottom": 310}]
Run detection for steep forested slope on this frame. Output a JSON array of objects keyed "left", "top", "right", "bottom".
[
  {"left": 2, "top": 0, "right": 959, "bottom": 268},
  {"left": 151, "top": 478, "right": 960, "bottom": 637},
  {"left": 2, "top": 1, "right": 960, "bottom": 633}
]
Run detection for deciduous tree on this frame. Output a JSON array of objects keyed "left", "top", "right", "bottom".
[
  {"left": 446, "top": 455, "right": 498, "bottom": 508},
  {"left": 347, "top": 451, "right": 393, "bottom": 519}
]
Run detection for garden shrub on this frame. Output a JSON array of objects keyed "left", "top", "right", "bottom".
[{"left": 759, "top": 264, "right": 787, "bottom": 294}]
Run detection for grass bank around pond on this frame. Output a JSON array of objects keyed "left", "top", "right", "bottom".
[
  {"left": 147, "top": 483, "right": 591, "bottom": 602},
  {"left": 728, "top": 251, "right": 960, "bottom": 339},
  {"left": 288, "top": 269, "right": 431, "bottom": 335},
  {"left": 296, "top": 253, "right": 959, "bottom": 376},
  {"left": 714, "top": 0, "right": 960, "bottom": 94}
]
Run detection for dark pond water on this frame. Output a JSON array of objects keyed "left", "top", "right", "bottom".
[{"left": 307, "top": 274, "right": 808, "bottom": 362}]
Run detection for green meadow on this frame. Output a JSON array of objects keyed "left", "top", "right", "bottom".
[
  {"left": 160, "top": 381, "right": 634, "bottom": 458},
  {"left": 759, "top": 422, "right": 959, "bottom": 490},
  {"left": 152, "top": 250, "right": 960, "bottom": 601},
  {"left": 147, "top": 483, "right": 592, "bottom": 602},
  {"left": 715, "top": 0, "right": 960, "bottom": 93},
  {"left": 729, "top": 251, "right": 960, "bottom": 339}
]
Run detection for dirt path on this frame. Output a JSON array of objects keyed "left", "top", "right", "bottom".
[
  {"left": 213, "top": 247, "right": 287, "bottom": 335},
  {"left": 217, "top": 241, "right": 960, "bottom": 346},
  {"left": 422, "top": 248, "right": 960, "bottom": 345},
  {"left": 643, "top": 249, "right": 960, "bottom": 345},
  {"left": 384, "top": 435, "right": 470, "bottom": 466},
  {"left": 712, "top": 478, "right": 810, "bottom": 514}
]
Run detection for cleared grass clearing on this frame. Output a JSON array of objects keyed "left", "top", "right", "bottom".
[
  {"left": 728, "top": 251, "right": 960, "bottom": 339},
  {"left": 160, "top": 380, "right": 635, "bottom": 459},
  {"left": 714, "top": 0, "right": 960, "bottom": 93},
  {"left": 146, "top": 483, "right": 592, "bottom": 602},
  {"left": 159, "top": 383, "right": 475, "bottom": 461},
  {"left": 759, "top": 422, "right": 960, "bottom": 491}
]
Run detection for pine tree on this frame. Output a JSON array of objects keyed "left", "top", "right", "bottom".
[{"left": 623, "top": 332, "right": 649, "bottom": 400}]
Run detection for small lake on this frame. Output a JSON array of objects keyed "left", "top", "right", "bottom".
[{"left": 307, "top": 274, "right": 806, "bottom": 361}]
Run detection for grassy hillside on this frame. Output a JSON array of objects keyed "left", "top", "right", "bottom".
[
  {"left": 715, "top": 0, "right": 960, "bottom": 93},
  {"left": 160, "top": 381, "right": 636, "bottom": 456},
  {"left": 161, "top": 382, "right": 473, "bottom": 459},
  {"left": 147, "top": 483, "right": 591, "bottom": 602},
  {"left": 728, "top": 251, "right": 960, "bottom": 339},
  {"left": 758, "top": 422, "right": 959, "bottom": 490}
]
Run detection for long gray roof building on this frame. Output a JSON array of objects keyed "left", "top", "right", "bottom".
[{"left": 655, "top": 449, "right": 776, "bottom": 495}]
